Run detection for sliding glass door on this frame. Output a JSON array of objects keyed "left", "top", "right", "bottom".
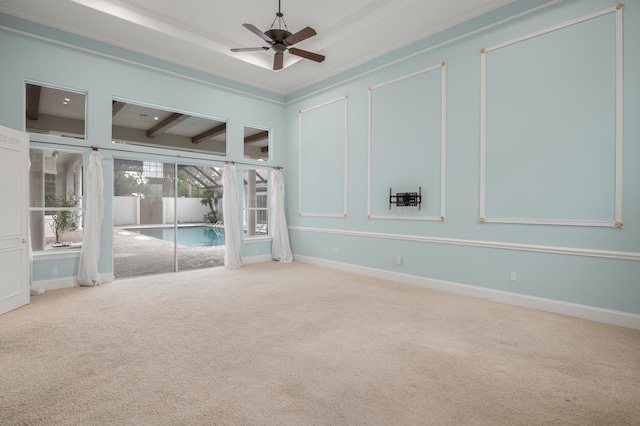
[{"left": 113, "top": 159, "right": 224, "bottom": 279}]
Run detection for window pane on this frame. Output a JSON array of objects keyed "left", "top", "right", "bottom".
[
  {"left": 29, "top": 148, "right": 84, "bottom": 250},
  {"left": 243, "top": 169, "right": 269, "bottom": 237},
  {"left": 112, "top": 101, "right": 226, "bottom": 156},
  {"left": 26, "top": 84, "right": 86, "bottom": 139},
  {"left": 244, "top": 126, "right": 269, "bottom": 160}
]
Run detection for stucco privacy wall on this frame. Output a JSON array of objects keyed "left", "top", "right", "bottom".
[
  {"left": 113, "top": 197, "right": 212, "bottom": 226},
  {"left": 0, "top": 16, "right": 285, "bottom": 284},
  {"left": 284, "top": 0, "right": 640, "bottom": 321}
]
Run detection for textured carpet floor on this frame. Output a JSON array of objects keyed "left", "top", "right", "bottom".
[{"left": 1, "top": 262, "right": 639, "bottom": 425}]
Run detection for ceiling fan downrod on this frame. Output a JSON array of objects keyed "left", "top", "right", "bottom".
[{"left": 271, "top": 0, "right": 288, "bottom": 32}]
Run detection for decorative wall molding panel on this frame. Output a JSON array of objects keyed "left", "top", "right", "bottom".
[
  {"left": 479, "top": 4, "right": 623, "bottom": 228},
  {"left": 298, "top": 95, "right": 349, "bottom": 218},
  {"left": 368, "top": 63, "right": 446, "bottom": 221}
]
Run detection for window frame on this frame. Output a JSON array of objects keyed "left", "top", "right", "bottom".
[
  {"left": 25, "top": 81, "right": 88, "bottom": 140},
  {"left": 28, "top": 146, "right": 85, "bottom": 253},
  {"left": 242, "top": 168, "right": 270, "bottom": 240}
]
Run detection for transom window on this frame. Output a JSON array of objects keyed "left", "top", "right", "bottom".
[
  {"left": 112, "top": 100, "right": 227, "bottom": 156},
  {"left": 244, "top": 125, "right": 270, "bottom": 161},
  {"left": 25, "top": 83, "right": 86, "bottom": 139}
]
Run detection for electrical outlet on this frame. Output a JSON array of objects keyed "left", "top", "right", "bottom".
[
  {"left": 333, "top": 248, "right": 340, "bottom": 254},
  {"left": 52, "top": 268, "right": 58, "bottom": 276},
  {"left": 395, "top": 257, "right": 402, "bottom": 265},
  {"left": 323, "top": 246, "right": 327, "bottom": 253},
  {"left": 510, "top": 272, "right": 516, "bottom": 281}
]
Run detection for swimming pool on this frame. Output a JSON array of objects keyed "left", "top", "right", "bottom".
[{"left": 125, "top": 226, "right": 225, "bottom": 247}]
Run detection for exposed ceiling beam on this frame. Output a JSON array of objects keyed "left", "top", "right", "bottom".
[
  {"left": 191, "top": 166, "right": 214, "bottom": 185},
  {"left": 26, "top": 84, "right": 41, "bottom": 121},
  {"left": 146, "top": 112, "right": 189, "bottom": 138},
  {"left": 181, "top": 168, "right": 209, "bottom": 188},
  {"left": 203, "top": 166, "right": 223, "bottom": 179},
  {"left": 112, "top": 100, "right": 126, "bottom": 117},
  {"left": 192, "top": 122, "right": 226, "bottom": 144},
  {"left": 193, "top": 166, "right": 221, "bottom": 187},
  {"left": 244, "top": 130, "right": 269, "bottom": 144}
]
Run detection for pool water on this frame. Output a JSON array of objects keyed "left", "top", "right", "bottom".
[{"left": 126, "top": 226, "right": 225, "bottom": 247}]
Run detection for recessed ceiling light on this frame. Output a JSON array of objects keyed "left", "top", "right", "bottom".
[
  {"left": 154, "top": 116, "right": 159, "bottom": 121},
  {"left": 64, "top": 98, "right": 70, "bottom": 102}
]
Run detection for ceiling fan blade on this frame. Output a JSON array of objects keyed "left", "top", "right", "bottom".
[
  {"left": 284, "top": 26, "right": 316, "bottom": 46},
  {"left": 243, "top": 23, "right": 274, "bottom": 44},
  {"left": 231, "top": 47, "right": 270, "bottom": 52},
  {"left": 289, "top": 48, "right": 325, "bottom": 63},
  {"left": 273, "top": 52, "right": 284, "bottom": 71}
]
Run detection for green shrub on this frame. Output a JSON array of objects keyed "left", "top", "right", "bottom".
[
  {"left": 200, "top": 189, "right": 222, "bottom": 223},
  {"left": 203, "top": 210, "right": 221, "bottom": 224},
  {"left": 45, "top": 193, "right": 78, "bottom": 244}
]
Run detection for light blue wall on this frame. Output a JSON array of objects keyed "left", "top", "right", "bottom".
[
  {"left": 0, "top": 16, "right": 286, "bottom": 282},
  {"left": 1, "top": 0, "right": 639, "bottom": 316},
  {"left": 284, "top": 0, "right": 640, "bottom": 315}
]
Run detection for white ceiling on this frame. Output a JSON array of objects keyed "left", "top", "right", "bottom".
[{"left": 0, "top": 0, "right": 517, "bottom": 95}]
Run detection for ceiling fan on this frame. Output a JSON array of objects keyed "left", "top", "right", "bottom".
[{"left": 230, "top": 0, "right": 325, "bottom": 71}]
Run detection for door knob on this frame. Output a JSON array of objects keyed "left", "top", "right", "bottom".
[{"left": 21, "top": 238, "right": 27, "bottom": 244}]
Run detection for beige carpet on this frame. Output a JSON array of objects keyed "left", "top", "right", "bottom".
[{"left": 1, "top": 262, "right": 639, "bottom": 425}]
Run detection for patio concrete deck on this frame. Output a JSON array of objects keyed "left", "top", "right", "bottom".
[{"left": 113, "top": 226, "right": 225, "bottom": 279}]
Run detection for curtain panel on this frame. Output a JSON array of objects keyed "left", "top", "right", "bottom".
[
  {"left": 271, "top": 169, "right": 293, "bottom": 262},
  {"left": 77, "top": 150, "right": 104, "bottom": 286},
  {"left": 222, "top": 163, "right": 243, "bottom": 268}
]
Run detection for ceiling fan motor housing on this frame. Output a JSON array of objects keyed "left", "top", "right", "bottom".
[
  {"left": 266, "top": 29, "right": 292, "bottom": 53},
  {"left": 266, "top": 29, "right": 292, "bottom": 42}
]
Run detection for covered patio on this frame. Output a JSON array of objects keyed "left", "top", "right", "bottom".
[{"left": 114, "top": 226, "right": 225, "bottom": 279}]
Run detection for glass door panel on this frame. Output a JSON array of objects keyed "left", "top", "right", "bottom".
[
  {"left": 113, "top": 159, "right": 176, "bottom": 279},
  {"left": 175, "top": 164, "right": 225, "bottom": 271}
]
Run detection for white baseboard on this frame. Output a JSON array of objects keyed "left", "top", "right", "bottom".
[
  {"left": 243, "top": 254, "right": 274, "bottom": 265},
  {"left": 32, "top": 277, "right": 76, "bottom": 292},
  {"left": 31, "top": 272, "right": 115, "bottom": 292},
  {"left": 294, "top": 255, "right": 640, "bottom": 330}
]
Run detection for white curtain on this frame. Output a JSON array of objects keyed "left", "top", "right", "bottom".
[
  {"left": 271, "top": 169, "right": 293, "bottom": 262},
  {"left": 77, "top": 150, "right": 104, "bottom": 286},
  {"left": 27, "top": 156, "right": 34, "bottom": 292},
  {"left": 222, "top": 163, "right": 243, "bottom": 268}
]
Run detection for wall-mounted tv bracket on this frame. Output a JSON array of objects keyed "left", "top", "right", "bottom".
[{"left": 389, "top": 187, "right": 422, "bottom": 210}]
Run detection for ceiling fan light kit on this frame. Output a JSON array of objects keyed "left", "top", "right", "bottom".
[{"left": 231, "top": 0, "right": 325, "bottom": 71}]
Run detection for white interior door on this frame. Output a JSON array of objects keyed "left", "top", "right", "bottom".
[{"left": 0, "top": 125, "right": 30, "bottom": 315}]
